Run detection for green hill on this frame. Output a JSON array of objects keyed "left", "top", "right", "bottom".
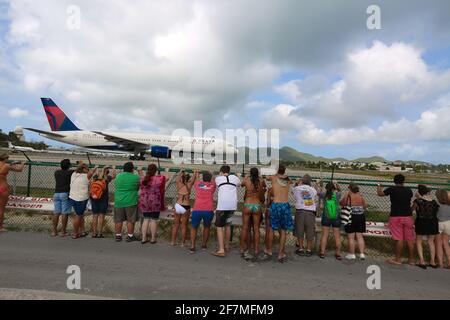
[
  {"left": 353, "top": 156, "right": 387, "bottom": 163},
  {"left": 238, "top": 146, "right": 387, "bottom": 164}
]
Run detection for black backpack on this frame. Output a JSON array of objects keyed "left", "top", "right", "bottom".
[{"left": 416, "top": 199, "right": 439, "bottom": 220}]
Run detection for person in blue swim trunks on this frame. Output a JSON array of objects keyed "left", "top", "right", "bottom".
[{"left": 267, "top": 165, "right": 294, "bottom": 263}]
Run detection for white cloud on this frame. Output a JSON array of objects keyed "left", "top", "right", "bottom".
[
  {"left": 279, "top": 41, "right": 450, "bottom": 127},
  {"left": 394, "top": 144, "right": 426, "bottom": 158},
  {"left": 4, "top": 1, "right": 450, "bottom": 132},
  {"left": 263, "top": 102, "right": 450, "bottom": 145},
  {"left": 8, "top": 107, "right": 29, "bottom": 118}
]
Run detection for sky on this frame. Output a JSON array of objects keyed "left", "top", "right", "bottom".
[{"left": 0, "top": 0, "right": 450, "bottom": 163}]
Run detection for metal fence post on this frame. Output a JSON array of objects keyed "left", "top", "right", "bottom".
[{"left": 26, "top": 162, "right": 32, "bottom": 197}]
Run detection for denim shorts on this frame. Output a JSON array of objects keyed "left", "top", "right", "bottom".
[
  {"left": 191, "top": 211, "right": 214, "bottom": 229},
  {"left": 321, "top": 215, "right": 341, "bottom": 228},
  {"left": 54, "top": 192, "right": 71, "bottom": 214},
  {"left": 70, "top": 198, "right": 88, "bottom": 216}
]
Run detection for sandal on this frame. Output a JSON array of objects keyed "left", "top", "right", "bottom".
[
  {"left": 60, "top": 232, "right": 69, "bottom": 237},
  {"left": 427, "top": 264, "right": 438, "bottom": 269},
  {"left": 189, "top": 248, "right": 196, "bottom": 254},
  {"left": 80, "top": 232, "right": 88, "bottom": 238},
  {"left": 295, "top": 249, "right": 305, "bottom": 256},
  {"left": 278, "top": 255, "right": 287, "bottom": 263},
  {"left": 243, "top": 252, "right": 253, "bottom": 261},
  {"left": 386, "top": 259, "right": 402, "bottom": 266},
  {"left": 91, "top": 234, "right": 98, "bottom": 238},
  {"left": 97, "top": 234, "right": 104, "bottom": 238},
  {"left": 416, "top": 263, "right": 427, "bottom": 270},
  {"left": 211, "top": 251, "right": 226, "bottom": 257},
  {"left": 150, "top": 240, "right": 157, "bottom": 244},
  {"left": 319, "top": 253, "right": 325, "bottom": 259},
  {"left": 72, "top": 233, "right": 80, "bottom": 239},
  {"left": 260, "top": 252, "right": 272, "bottom": 261},
  {"left": 201, "top": 245, "right": 207, "bottom": 250},
  {"left": 335, "top": 254, "right": 342, "bottom": 261},
  {"left": 141, "top": 240, "right": 149, "bottom": 244}
]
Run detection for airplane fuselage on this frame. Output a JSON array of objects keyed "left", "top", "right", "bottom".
[{"left": 35, "top": 130, "right": 237, "bottom": 155}]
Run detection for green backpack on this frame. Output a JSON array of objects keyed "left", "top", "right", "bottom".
[{"left": 324, "top": 192, "right": 339, "bottom": 220}]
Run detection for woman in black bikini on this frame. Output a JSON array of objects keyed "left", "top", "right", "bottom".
[{"left": 171, "top": 170, "right": 195, "bottom": 246}]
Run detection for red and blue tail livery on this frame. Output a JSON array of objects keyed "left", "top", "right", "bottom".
[{"left": 41, "top": 98, "right": 80, "bottom": 131}]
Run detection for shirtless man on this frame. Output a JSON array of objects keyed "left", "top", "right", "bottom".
[
  {"left": 262, "top": 186, "right": 274, "bottom": 260},
  {"left": 267, "top": 165, "right": 294, "bottom": 262}
]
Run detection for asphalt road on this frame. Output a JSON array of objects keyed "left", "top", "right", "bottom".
[{"left": 0, "top": 232, "right": 449, "bottom": 300}]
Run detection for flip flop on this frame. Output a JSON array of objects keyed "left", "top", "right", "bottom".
[
  {"left": 80, "top": 232, "right": 88, "bottom": 238},
  {"left": 335, "top": 254, "right": 342, "bottom": 261},
  {"left": 427, "top": 264, "right": 438, "bottom": 269},
  {"left": 243, "top": 252, "right": 254, "bottom": 261},
  {"left": 60, "top": 232, "right": 69, "bottom": 237},
  {"left": 72, "top": 234, "right": 80, "bottom": 239},
  {"left": 211, "top": 251, "right": 226, "bottom": 257},
  {"left": 319, "top": 253, "right": 325, "bottom": 259},
  {"left": 278, "top": 255, "right": 287, "bottom": 263},
  {"left": 416, "top": 264, "right": 427, "bottom": 270},
  {"left": 260, "top": 252, "right": 272, "bottom": 261},
  {"left": 386, "top": 259, "right": 402, "bottom": 266},
  {"left": 189, "top": 248, "right": 196, "bottom": 254}
]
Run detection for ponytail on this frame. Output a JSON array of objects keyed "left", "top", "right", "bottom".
[
  {"left": 143, "top": 164, "right": 158, "bottom": 186},
  {"left": 250, "top": 167, "right": 260, "bottom": 191}
]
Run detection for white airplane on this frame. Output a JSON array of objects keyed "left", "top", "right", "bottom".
[
  {"left": 8, "top": 141, "right": 36, "bottom": 152},
  {"left": 21, "top": 98, "right": 238, "bottom": 161}
]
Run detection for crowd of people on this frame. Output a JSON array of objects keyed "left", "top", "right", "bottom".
[{"left": 1, "top": 153, "right": 449, "bottom": 269}]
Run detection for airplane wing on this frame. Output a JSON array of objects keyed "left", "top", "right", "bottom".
[
  {"left": 24, "top": 128, "right": 66, "bottom": 138},
  {"left": 93, "top": 131, "right": 150, "bottom": 151}
]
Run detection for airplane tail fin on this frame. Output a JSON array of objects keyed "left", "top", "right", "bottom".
[{"left": 40, "top": 98, "right": 80, "bottom": 131}]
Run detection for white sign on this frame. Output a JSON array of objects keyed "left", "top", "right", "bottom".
[{"left": 6, "top": 196, "right": 54, "bottom": 211}]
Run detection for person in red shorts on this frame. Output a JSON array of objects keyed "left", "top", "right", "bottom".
[{"left": 377, "top": 174, "right": 414, "bottom": 266}]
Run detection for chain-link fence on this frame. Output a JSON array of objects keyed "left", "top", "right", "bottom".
[{"left": 4, "top": 161, "right": 450, "bottom": 260}]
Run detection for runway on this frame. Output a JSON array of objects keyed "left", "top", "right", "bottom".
[{"left": 0, "top": 231, "right": 449, "bottom": 300}]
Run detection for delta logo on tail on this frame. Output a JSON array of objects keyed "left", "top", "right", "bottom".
[{"left": 41, "top": 98, "right": 80, "bottom": 131}]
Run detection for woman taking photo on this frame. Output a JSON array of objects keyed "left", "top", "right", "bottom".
[
  {"left": 319, "top": 182, "right": 342, "bottom": 260},
  {"left": 0, "top": 153, "right": 26, "bottom": 232},
  {"left": 436, "top": 189, "right": 450, "bottom": 269},
  {"left": 70, "top": 162, "right": 97, "bottom": 239},
  {"left": 240, "top": 167, "right": 266, "bottom": 260},
  {"left": 412, "top": 185, "right": 439, "bottom": 269},
  {"left": 90, "top": 166, "right": 116, "bottom": 238},
  {"left": 340, "top": 183, "right": 368, "bottom": 261},
  {"left": 171, "top": 170, "right": 195, "bottom": 246},
  {"left": 138, "top": 164, "right": 166, "bottom": 244}
]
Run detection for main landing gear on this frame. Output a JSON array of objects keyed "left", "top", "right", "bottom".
[{"left": 129, "top": 152, "right": 146, "bottom": 161}]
